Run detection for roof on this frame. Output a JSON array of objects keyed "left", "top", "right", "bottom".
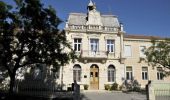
[
  {"left": 68, "top": 13, "right": 120, "bottom": 27},
  {"left": 68, "top": 13, "right": 87, "bottom": 25},
  {"left": 124, "top": 34, "right": 163, "bottom": 40},
  {"left": 101, "top": 15, "right": 119, "bottom": 27}
]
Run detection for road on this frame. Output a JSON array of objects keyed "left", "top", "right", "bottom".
[{"left": 80, "top": 91, "right": 147, "bottom": 100}]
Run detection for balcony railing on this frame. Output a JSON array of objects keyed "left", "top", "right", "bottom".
[
  {"left": 80, "top": 50, "right": 108, "bottom": 59},
  {"left": 67, "top": 25, "right": 118, "bottom": 32}
]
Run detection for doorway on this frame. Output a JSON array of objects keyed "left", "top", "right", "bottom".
[{"left": 90, "top": 65, "right": 99, "bottom": 90}]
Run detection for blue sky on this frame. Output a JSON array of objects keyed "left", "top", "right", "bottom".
[{"left": 3, "top": 0, "right": 170, "bottom": 37}]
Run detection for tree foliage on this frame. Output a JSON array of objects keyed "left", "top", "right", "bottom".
[
  {"left": 0, "top": 0, "right": 75, "bottom": 93},
  {"left": 144, "top": 38, "right": 170, "bottom": 75}
]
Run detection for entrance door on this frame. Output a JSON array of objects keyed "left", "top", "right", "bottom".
[{"left": 90, "top": 65, "right": 99, "bottom": 90}]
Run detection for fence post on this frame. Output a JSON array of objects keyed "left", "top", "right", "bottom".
[{"left": 148, "top": 81, "right": 155, "bottom": 100}]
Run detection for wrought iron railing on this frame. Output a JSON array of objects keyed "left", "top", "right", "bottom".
[
  {"left": 13, "top": 79, "right": 74, "bottom": 99},
  {"left": 81, "top": 50, "right": 108, "bottom": 59}
]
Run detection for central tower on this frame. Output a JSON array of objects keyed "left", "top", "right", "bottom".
[{"left": 86, "top": 0, "right": 103, "bottom": 26}]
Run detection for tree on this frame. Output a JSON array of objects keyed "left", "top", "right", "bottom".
[
  {"left": 0, "top": 0, "right": 75, "bottom": 94},
  {"left": 143, "top": 38, "right": 170, "bottom": 75}
]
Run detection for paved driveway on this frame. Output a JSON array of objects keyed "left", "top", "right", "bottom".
[{"left": 80, "top": 91, "right": 147, "bottom": 100}]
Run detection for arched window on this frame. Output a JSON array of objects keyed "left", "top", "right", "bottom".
[
  {"left": 108, "top": 65, "right": 115, "bottom": 82},
  {"left": 73, "top": 65, "right": 81, "bottom": 82}
]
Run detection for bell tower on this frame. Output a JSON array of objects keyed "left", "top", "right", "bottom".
[
  {"left": 86, "top": 0, "right": 102, "bottom": 26},
  {"left": 87, "top": 0, "right": 94, "bottom": 12}
]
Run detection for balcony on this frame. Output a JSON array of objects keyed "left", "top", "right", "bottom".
[{"left": 80, "top": 50, "right": 108, "bottom": 59}]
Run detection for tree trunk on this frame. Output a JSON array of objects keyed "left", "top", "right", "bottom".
[{"left": 9, "top": 72, "right": 16, "bottom": 94}]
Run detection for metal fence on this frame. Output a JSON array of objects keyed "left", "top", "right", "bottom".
[
  {"left": 14, "top": 79, "right": 75, "bottom": 99},
  {"left": 148, "top": 81, "right": 170, "bottom": 100},
  {"left": 154, "top": 89, "right": 170, "bottom": 100}
]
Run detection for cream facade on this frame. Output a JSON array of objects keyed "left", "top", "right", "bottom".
[{"left": 60, "top": 0, "right": 170, "bottom": 90}]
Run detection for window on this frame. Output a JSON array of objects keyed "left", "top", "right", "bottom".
[
  {"left": 126, "top": 66, "right": 133, "bottom": 80},
  {"left": 95, "top": 72, "right": 98, "bottom": 77},
  {"left": 157, "top": 67, "right": 163, "bottom": 80},
  {"left": 140, "top": 46, "right": 146, "bottom": 57},
  {"left": 90, "top": 39, "right": 99, "bottom": 52},
  {"left": 107, "top": 40, "right": 115, "bottom": 53},
  {"left": 73, "top": 65, "right": 81, "bottom": 82},
  {"left": 108, "top": 65, "right": 115, "bottom": 82},
  {"left": 124, "top": 45, "right": 132, "bottom": 57},
  {"left": 74, "top": 38, "right": 82, "bottom": 52},
  {"left": 142, "top": 67, "right": 148, "bottom": 80}
]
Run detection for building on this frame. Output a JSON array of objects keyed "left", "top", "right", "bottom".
[{"left": 60, "top": 0, "right": 170, "bottom": 90}]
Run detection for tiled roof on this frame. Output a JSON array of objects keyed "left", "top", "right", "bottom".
[
  {"left": 68, "top": 13, "right": 120, "bottom": 27},
  {"left": 124, "top": 34, "right": 163, "bottom": 39}
]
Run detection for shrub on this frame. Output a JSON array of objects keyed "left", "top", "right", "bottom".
[
  {"left": 132, "top": 80, "right": 141, "bottom": 92},
  {"left": 133, "top": 86, "right": 141, "bottom": 92},
  {"left": 84, "top": 84, "right": 89, "bottom": 90},
  {"left": 124, "top": 79, "right": 141, "bottom": 92},
  {"left": 104, "top": 84, "right": 110, "bottom": 90},
  {"left": 111, "top": 83, "right": 118, "bottom": 90},
  {"left": 119, "top": 85, "right": 123, "bottom": 91}
]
